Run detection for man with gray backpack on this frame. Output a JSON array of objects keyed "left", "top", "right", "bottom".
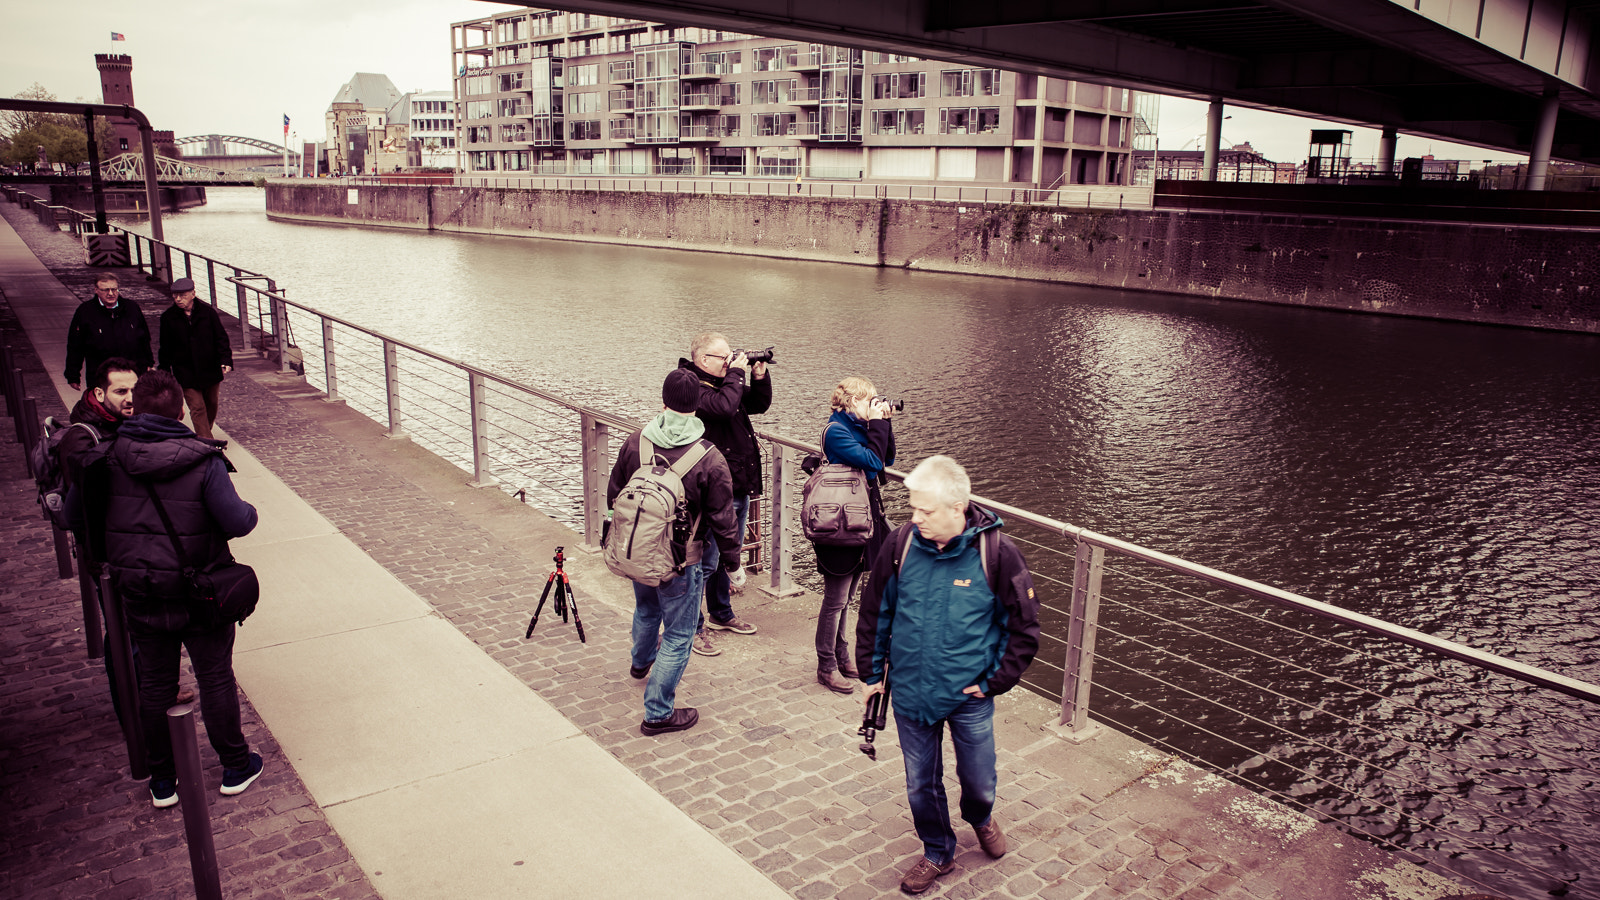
[{"left": 605, "top": 369, "right": 742, "bottom": 736}]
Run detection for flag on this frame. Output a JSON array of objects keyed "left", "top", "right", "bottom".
[
  {"left": 283, "top": 114, "right": 290, "bottom": 133},
  {"left": 110, "top": 32, "right": 125, "bottom": 41}
]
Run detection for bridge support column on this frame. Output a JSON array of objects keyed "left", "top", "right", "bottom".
[
  {"left": 1202, "top": 98, "right": 1223, "bottom": 181},
  {"left": 1528, "top": 90, "right": 1560, "bottom": 191},
  {"left": 1377, "top": 126, "right": 1398, "bottom": 175}
]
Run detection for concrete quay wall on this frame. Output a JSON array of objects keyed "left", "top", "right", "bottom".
[{"left": 268, "top": 181, "right": 1600, "bottom": 334}]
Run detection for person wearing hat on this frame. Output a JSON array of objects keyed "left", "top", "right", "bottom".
[
  {"left": 605, "top": 368, "right": 742, "bottom": 736},
  {"left": 65, "top": 272, "right": 152, "bottom": 391},
  {"left": 157, "top": 277, "right": 233, "bottom": 440}
]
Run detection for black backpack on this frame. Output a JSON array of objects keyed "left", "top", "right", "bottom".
[{"left": 30, "top": 418, "right": 100, "bottom": 530}]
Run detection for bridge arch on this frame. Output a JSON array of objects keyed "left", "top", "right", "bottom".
[{"left": 176, "top": 134, "right": 294, "bottom": 155}]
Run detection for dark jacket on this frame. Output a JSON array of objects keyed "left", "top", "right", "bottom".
[
  {"left": 64, "top": 298, "right": 152, "bottom": 385},
  {"left": 813, "top": 411, "right": 894, "bottom": 577},
  {"left": 100, "top": 414, "right": 257, "bottom": 612},
  {"left": 855, "top": 506, "right": 1040, "bottom": 726},
  {"left": 61, "top": 392, "right": 122, "bottom": 488},
  {"left": 158, "top": 300, "right": 233, "bottom": 389},
  {"left": 607, "top": 424, "right": 742, "bottom": 571},
  {"left": 678, "top": 358, "right": 771, "bottom": 497}
]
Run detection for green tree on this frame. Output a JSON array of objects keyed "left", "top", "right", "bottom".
[{"left": 3, "top": 84, "right": 124, "bottom": 168}]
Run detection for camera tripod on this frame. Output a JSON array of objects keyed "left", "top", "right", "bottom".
[
  {"left": 858, "top": 676, "right": 890, "bottom": 760},
  {"left": 525, "top": 547, "right": 586, "bottom": 643}
]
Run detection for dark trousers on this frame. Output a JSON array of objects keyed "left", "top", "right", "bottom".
[
  {"left": 182, "top": 382, "right": 223, "bottom": 440},
  {"left": 130, "top": 613, "right": 248, "bottom": 780}
]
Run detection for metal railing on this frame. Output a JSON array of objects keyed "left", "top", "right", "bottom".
[
  {"left": 320, "top": 174, "right": 1154, "bottom": 209},
  {"left": 55, "top": 192, "right": 1600, "bottom": 900}
]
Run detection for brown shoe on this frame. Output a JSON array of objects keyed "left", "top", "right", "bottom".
[
  {"left": 899, "top": 857, "right": 954, "bottom": 894},
  {"left": 640, "top": 707, "right": 699, "bottom": 736},
  {"left": 817, "top": 669, "right": 856, "bottom": 694},
  {"left": 975, "top": 818, "right": 1007, "bottom": 858}
]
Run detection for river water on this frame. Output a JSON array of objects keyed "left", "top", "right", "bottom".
[{"left": 128, "top": 187, "right": 1599, "bottom": 896}]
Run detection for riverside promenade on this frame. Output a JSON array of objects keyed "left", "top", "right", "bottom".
[{"left": 0, "top": 198, "right": 1478, "bottom": 900}]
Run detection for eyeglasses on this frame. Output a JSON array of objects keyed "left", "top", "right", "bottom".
[
  {"left": 703, "top": 353, "right": 728, "bottom": 363},
  {"left": 95, "top": 286, "right": 119, "bottom": 293}
]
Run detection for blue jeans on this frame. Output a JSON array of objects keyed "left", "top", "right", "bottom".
[
  {"left": 894, "top": 694, "right": 997, "bottom": 866},
  {"left": 129, "top": 611, "right": 249, "bottom": 781},
  {"left": 630, "top": 564, "right": 705, "bottom": 723},
  {"left": 698, "top": 493, "right": 749, "bottom": 631}
]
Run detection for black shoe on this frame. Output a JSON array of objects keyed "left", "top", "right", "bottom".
[
  {"left": 640, "top": 707, "right": 698, "bottom": 736},
  {"left": 629, "top": 663, "right": 652, "bottom": 679}
]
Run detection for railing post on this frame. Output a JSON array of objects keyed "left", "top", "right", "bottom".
[
  {"left": 579, "top": 412, "right": 610, "bottom": 551},
  {"left": 205, "top": 259, "right": 217, "bottom": 309},
  {"left": 78, "top": 552, "right": 104, "bottom": 659},
  {"left": 467, "top": 371, "right": 495, "bottom": 488},
  {"left": 233, "top": 270, "right": 249, "bottom": 352},
  {"left": 320, "top": 316, "right": 340, "bottom": 402},
  {"left": 382, "top": 339, "right": 406, "bottom": 439},
  {"left": 1058, "top": 536, "right": 1105, "bottom": 736},
  {"left": 758, "top": 441, "right": 803, "bottom": 598}
]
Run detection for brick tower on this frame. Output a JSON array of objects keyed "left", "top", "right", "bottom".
[{"left": 95, "top": 54, "right": 143, "bottom": 154}]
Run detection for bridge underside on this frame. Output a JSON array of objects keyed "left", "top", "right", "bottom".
[{"left": 516, "top": 0, "right": 1600, "bottom": 163}]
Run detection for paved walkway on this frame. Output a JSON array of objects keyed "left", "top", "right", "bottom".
[{"left": 0, "top": 195, "right": 1478, "bottom": 900}]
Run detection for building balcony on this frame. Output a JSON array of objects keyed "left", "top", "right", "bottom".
[
  {"left": 682, "top": 62, "right": 724, "bottom": 80},
  {"left": 608, "top": 96, "right": 635, "bottom": 111},
  {"left": 610, "top": 124, "right": 636, "bottom": 140},
  {"left": 790, "top": 87, "right": 821, "bottom": 106},
  {"left": 789, "top": 52, "right": 823, "bottom": 72},
  {"left": 679, "top": 91, "right": 724, "bottom": 110}
]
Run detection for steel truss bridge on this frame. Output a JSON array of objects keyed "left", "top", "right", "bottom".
[{"left": 98, "top": 152, "right": 258, "bottom": 184}]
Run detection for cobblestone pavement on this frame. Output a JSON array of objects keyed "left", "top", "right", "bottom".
[
  {"left": 1, "top": 198, "right": 1471, "bottom": 900},
  {"left": 0, "top": 285, "right": 379, "bottom": 899}
]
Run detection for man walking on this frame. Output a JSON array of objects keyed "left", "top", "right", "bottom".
[
  {"left": 607, "top": 369, "right": 742, "bottom": 736},
  {"left": 65, "top": 273, "right": 152, "bottom": 391},
  {"left": 856, "top": 455, "right": 1040, "bottom": 894},
  {"left": 680, "top": 332, "right": 770, "bottom": 656},
  {"left": 96, "top": 370, "right": 261, "bottom": 807},
  {"left": 158, "top": 277, "right": 234, "bottom": 439}
]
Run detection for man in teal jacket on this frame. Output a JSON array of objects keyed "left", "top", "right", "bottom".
[{"left": 856, "top": 455, "right": 1040, "bottom": 894}]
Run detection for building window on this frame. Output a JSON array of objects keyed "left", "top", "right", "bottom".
[
  {"left": 499, "top": 72, "right": 524, "bottom": 92},
  {"left": 873, "top": 52, "right": 921, "bottom": 64},
  {"left": 939, "top": 107, "right": 1001, "bottom": 134},
  {"left": 709, "top": 147, "right": 745, "bottom": 175},
  {"left": 503, "top": 150, "right": 529, "bottom": 170},
  {"left": 569, "top": 92, "right": 603, "bottom": 114},
  {"left": 609, "top": 118, "right": 635, "bottom": 140},
  {"left": 499, "top": 123, "right": 528, "bottom": 142},
  {"left": 753, "top": 45, "right": 796, "bottom": 72},
  {"left": 463, "top": 74, "right": 493, "bottom": 96},
  {"left": 753, "top": 112, "right": 797, "bottom": 136},
  {"left": 873, "top": 73, "right": 925, "bottom": 100},
  {"left": 466, "top": 126, "right": 492, "bottom": 144},
  {"left": 571, "top": 63, "right": 599, "bottom": 85},
  {"left": 495, "top": 17, "right": 526, "bottom": 42},
  {"left": 609, "top": 60, "right": 635, "bottom": 81},
  {"left": 568, "top": 120, "right": 602, "bottom": 140},
  {"left": 499, "top": 98, "right": 528, "bottom": 117},
  {"left": 940, "top": 69, "right": 1001, "bottom": 97},
  {"left": 468, "top": 150, "right": 496, "bottom": 170},
  {"left": 872, "top": 108, "right": 926, "bottom": 135},
  {"left": 752, "top": 79, "right": 798, "bottom": 104}
]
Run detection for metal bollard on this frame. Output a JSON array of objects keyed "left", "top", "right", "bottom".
[
  {"left": 98, "top": 572, "right": 148, "bottom": 779},
  {"left": 78, "top": 555, "right": 104, "bottom": 659},
  {"left": 167, "top": 703, "right": 223, "bottom": 900}
]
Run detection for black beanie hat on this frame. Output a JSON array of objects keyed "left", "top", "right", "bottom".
[{"left": 663, "top": 369, "right": 700, "bottom": 414}]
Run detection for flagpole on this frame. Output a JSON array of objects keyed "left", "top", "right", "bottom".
[{"left": 282, "top": 115, "right": 290, "bottom": 177}]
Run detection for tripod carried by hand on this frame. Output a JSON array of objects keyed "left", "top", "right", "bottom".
[{"left": 525, "top": 546, "right": 586, "bottom": 643}]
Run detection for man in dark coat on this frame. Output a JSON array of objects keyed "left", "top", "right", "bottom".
[
  {"left": 96, "top": 370, "right": 260, "bottom": 808},
  {"left": 679, "top": 331, "right": 771, "bottom": 656},
  {"left": 64, "top": 273, "right": 152, "bottom": 391},
  {"left": 158, "top": 277, "right": 233, "bottom": 440}
]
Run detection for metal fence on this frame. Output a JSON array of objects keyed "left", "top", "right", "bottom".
[
  {"left": 299, "top": 173, "right": 1155, "bottom": 210},
  {"left": 28, "top": 190, "right": 1600, "bottom": 900}
]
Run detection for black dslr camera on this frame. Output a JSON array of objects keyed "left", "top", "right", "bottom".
[
  {"left": 875, "top": 396, "right": 905, "bottom": 412},
  {"left": 734, "top": 346, "right": 776, "bottom": 365}
]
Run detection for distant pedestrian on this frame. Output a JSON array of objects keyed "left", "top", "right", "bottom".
[
  {"left": 92, "top": 370, "right": 261, "bottom": 808},
  {"left": 809, "top": 377, "right": 895, "bottom": 694},
  {"left": 607, "top": 369, "right": 742, "bottom": 736},
  {"left": 64, "top": 273, "right": 152, "bottom": 391},
  {"left": 680, "top": 332, "right": 771, "bottom": 656},
  {"left": 158, "top": 277, "right": 233, "bottom": 440},
  {"left": 856, "top": 455, "right": 1040, "bottom": 893}
]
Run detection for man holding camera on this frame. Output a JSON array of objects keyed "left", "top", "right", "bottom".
[
  {"left": 679, "top": 332, "right": 771, "bottom": 655},
  {"left": 856, "top": 455, "right": 1040, "bottom": 894}
]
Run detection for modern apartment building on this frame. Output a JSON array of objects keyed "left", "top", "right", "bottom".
[
  {"left": 450, "top": 9, "right": 1139, "bottom": 188},
  {"left": 394, "top": 90, "right": 459, "bottom": 170}
]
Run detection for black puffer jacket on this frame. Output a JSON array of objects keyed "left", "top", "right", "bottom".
[
  {"left": 678, "top": 358, "right": 772, "bottom": 497},
  {"left": 102, "top": 414, "right": 257, "bottom": 608}
]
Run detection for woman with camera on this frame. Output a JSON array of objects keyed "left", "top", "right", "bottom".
[{"left": 812, "top": 377, "right": 895, "bottom": 694}]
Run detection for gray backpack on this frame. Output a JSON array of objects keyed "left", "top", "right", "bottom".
[
  {"left": 604, "top": 436, "right": 713, "bottom": 587},
  {"left": 801, "top": 423, "right": 874, "bottom": 547}
]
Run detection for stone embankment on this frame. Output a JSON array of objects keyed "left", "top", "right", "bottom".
[{"left": 268, "top": 180, "right": 1600, "bottom": 335}]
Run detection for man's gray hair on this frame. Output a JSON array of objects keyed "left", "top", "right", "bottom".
[
  {"left": 903, "top": 455, "right": 970, "bottom": 510},
  {"left": 690, "top": 331, "right": 727, "bottom": 360}
]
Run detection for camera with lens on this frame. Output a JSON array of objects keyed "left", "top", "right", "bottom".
[
  {"left": 734, "top": 346, "right": 776, "bottom": 365},
  {"left": 875, "top": 396, "right": 905, "bottom": 412}
]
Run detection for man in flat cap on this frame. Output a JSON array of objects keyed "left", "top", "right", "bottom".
[{"left": 158, "top": 277, "right": 233, "bottom": 440}]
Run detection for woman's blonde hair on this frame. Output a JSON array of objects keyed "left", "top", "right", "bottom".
[{"left": 830, "top": 376, "right": 876, "bottom": 412}]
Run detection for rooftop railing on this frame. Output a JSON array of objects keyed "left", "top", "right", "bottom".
[{"left": 37, "top": 188, "right": 1600, "bottom": 900}]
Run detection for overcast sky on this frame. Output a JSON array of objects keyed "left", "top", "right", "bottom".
[{"left": 2, "top": 0, "right": 1519, "bottom": 166}]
